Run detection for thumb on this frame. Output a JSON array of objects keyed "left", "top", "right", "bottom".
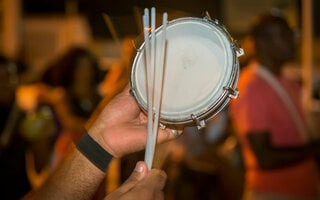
[
  {"left": 104, "top": 161, "right": 148, "bottom": 200},
  {"left": 125, "top": 161, "right": 149, "bottom": 182}
]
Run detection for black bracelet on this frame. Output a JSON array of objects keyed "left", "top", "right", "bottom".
[{"left": 76, "top": 133, "right": 113, "bottom": 172}]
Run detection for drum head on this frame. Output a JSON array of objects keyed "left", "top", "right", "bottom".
[{"left": 131, "top": 17, "right": 237, "bottom": 126}]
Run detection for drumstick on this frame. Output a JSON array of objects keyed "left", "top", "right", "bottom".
[
  {"left": 152, "top": 12, "right": 167, "bottom": 165},
  {"left": 143, "top": 8, "right": 154, "bottom": 169},
  {"left": 142, "top": 8, "right": 152, "bottom": 139},
  {"left": 143, "top": 8, "right": 168, "bottom": 169},
  {"left": 146, "top": 7, "right": 157, "bottom": 169}
]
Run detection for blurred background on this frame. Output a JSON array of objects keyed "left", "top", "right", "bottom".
[
  {"left": 1, "top": 0, "right": 319, "bottom": 82},
  {"left": 1, "top": 0, "right": 320, "bottom": 107},
  {"left": 0, "top": 0, "right": 320, "bottom": 199}
]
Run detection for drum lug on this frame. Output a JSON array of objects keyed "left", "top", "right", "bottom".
[
  {"left": 212, "top": 19, "right": 220, "bottom": 26},
  {"left": 202, "top": 11, "right": 212, "bottom": 20},
  {"left": 203, "top": 14, "right": 220, "bottom": 26},
  {"left": 191, "top": 114, "right": 206, "bottom": 130},
  {"left": 224, "top": 86, "right": 239, "bottom": 99},
  {"left": 232, "top": 43, "right": 244, "bottom": 57}
]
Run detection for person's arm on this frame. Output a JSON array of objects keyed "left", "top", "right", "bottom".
[
  {"left": 28, "top": 86, "right": 180, "bottom": 200},
  {"left": 247, "top": 131, "right": 316, "bottom": 169},
  {"left": 32, "top": 148, "right": 167, "bottom": 200},
  {"left": 32, "top": 148, "right": 105, "bottom": 200}
]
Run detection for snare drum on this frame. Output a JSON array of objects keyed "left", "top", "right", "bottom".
[{"left": 130, "top": 17, "right": 243, "bottom": 129}]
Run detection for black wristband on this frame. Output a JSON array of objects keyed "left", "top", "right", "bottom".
[{"left": 76, "top": 133, "right": 113, "bottom": 172}]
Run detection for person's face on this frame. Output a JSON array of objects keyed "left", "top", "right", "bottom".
[{"left": 0, "top": 65, "right": 18, "bottom": 105}]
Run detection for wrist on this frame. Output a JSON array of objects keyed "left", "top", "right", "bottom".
[
  {"left": 76, "top": 132, "right": 113, "bottom": 172},
  {"left": 87, "top": 125, "right": 116, "bottom": 156}
]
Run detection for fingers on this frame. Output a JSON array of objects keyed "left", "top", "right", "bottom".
[
  {"left": 104, "top": 161, "right": 167, "bottom": 200},
  {"left": 127, "top": 168, "right": 167, "bottom": 200},
  {"left": 104, "top": 161, "right": 148, "bottom": 200},
  {"left": 125, "top": 161, "right": 149, "bottom": 183},
  {"left": 137, "top": 168, "right": 167, "bottom": 190}
]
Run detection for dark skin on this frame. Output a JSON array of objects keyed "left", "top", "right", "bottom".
[
  {"left": 251, "top": 14, "right": 295, "bottom": 75},
  {"left": 245, "top": 15, "right": 320, "bottom": 170}
]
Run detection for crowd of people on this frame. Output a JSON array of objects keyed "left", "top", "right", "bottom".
[{"left": 0, "top": 10, "right": 320, "bottom": 200}]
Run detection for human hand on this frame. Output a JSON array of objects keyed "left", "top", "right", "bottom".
[
  {"left": 87, "top": 86, "right": 182, "bottom": 158},
  {"left": 104, "top": 161, "right": 167, "bottom": 200}
]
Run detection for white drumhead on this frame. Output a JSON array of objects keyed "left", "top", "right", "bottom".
[{"left": 131, "top": 18, "right": 235, "bottom": 124}]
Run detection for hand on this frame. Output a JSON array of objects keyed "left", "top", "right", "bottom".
[
  {"left": 104, "top": 161, "right": 167, "bottom": 200},
  {"left": 87, "top": 86, "right": 182, "bottom": 158}
]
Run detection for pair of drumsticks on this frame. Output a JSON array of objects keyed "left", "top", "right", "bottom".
[{"left": 142, "top": 7, "right": 168, "bottom": 169}]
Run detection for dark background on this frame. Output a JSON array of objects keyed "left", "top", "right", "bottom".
[
  {"left": 22, "top": 0, "right": 319, "bottom": 38},
  {"left": 22, "top": 0, "right": 223, "bottom": 38}
]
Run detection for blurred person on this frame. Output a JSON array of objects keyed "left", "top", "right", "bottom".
[
  {"left": 229, "top": 11, "right": 320, "bottom": 200},
  {"left": 0, "top": 55, "right": 32, "bottom": 199},
  {"left": 43, "top": 45, "right": 104, "bottom": 169},
  {"left": 40, "top": 46, "right": 104, "bottom": 132},
  {"left": 19, "top": 46, "right": 105, "bottom": 189},
  {"left": 23, "top": 86, "right": 181, "bottom": 200}
]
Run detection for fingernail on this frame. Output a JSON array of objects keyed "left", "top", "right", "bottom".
[{"left": 134, "top": 163, "right": 144, "bottom": 173}]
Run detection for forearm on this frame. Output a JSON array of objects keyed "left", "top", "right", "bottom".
[
  {"left": 259, "top": 145, "right": 314, "bottom": 169},
  {"left": 248, "top": 132, "right": 315, "bottom": 169},
  {"left": 33, "top": 148, "right": 106, "bottom": 200}
]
